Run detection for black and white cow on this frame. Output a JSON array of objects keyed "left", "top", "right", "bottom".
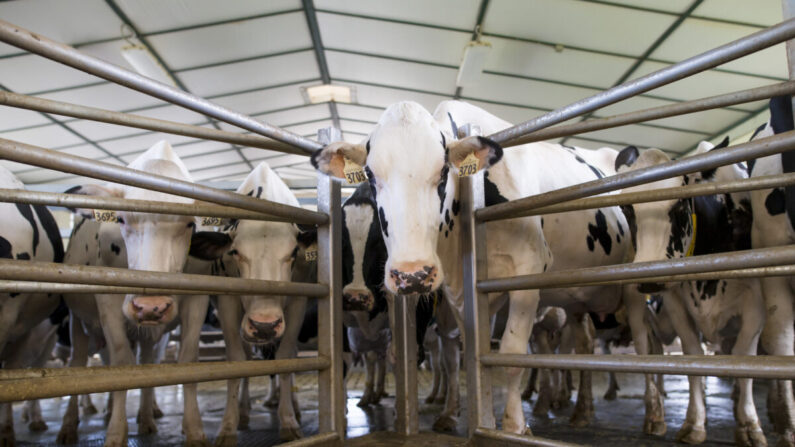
[
  {"left": 617, "top": 142, "right": 766, "bottom": 446},
  {"left": 747, "top": 95, "right": 795, "bottom": 447},
  {"left": 0, "top": 164, "right": 64, "bottom": 447},
  {"left": 311, "top": 100, "right": 636, "bottom": 435}
]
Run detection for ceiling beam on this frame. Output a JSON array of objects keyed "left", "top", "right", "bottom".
[
  {"left": 302, "top": 0, "right": 342, "bottom": 135},
  {"left": 104, "top": 0, "right": 254, "bottom": 170},
  {"left": 454, "top": 0, "right": 491, "bottom": 100}
]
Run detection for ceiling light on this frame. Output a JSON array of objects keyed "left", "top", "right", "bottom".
[
  {"left": 456, "top": 39, "right": 492, "bottom": 88},
  {"left": 121, "top": 43, "right": 177, "bottom": 87},
  {"left": 302, "top": 84, "right": 353, "bottom": 104}
]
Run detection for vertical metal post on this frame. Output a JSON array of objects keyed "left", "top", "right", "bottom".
[
  {"left": 316, "top": 127, "right": 344, "bottom": 445},
  {"left": 460, "top": 124, "right": 495, "bottom": 437},
  {"left": 393, "top": 294, "right": 419, "bottom": 435}
]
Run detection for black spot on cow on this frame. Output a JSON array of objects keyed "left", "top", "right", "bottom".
[
  {"left": 111, "top": 243, "right": 121, "bottom": 255},
  {"left": 484, "top": 171, "right": 508, "bottom": 206},
  {"left": 15, "top": 252, "right": 30, "bottom": 260},
  {"left": 439, "top": 223, "right": 443, "bottom": 232},
  {"left": 696, "top": 279, "right": 720, "bottom": 301},
  {"left": 365, "top": 139, "right": 371, "bottom": 154},
  {"left": 379, "top": 207, "right": 389, "bottom": 237},
  {"left": 543, "top": 263, "right": 547, "bottom": 272},
  {"left": 666, "top": 199, "right": 692, "bottom": 258},
  {"left": 445, "top": 230, "right": 449, "bottom": 238},
  {"left": 34, "top": 205, "right": 63, "bottom": 263},
  {"left": 769, "top": 95, "right": 795, "bottom": 229},
  {"left": 621, "top": 205, "right": 638, "bottom": 250},
  {"left": 256, "top": 186, "right": 263, "bottom": 198},
  {"left": 444, "top": 209, "right": 450, "bottom": 224},
  {"left": 477, "top": 136, "right": 504, "bottom": 167},
  {"left": 765, "top": 188, "right": 786, "bottom": 216},
  {"left": 540, "top": 217, "right": 544, "bottom": 229},
  {"left": 573, "top": 152, "right": 605, "bottom": 179},
  {"left": 589, "top": 312, "right": 620, "bottom": 330},
  {"left": 587, "top": 210, "right": 612, "bottom": 255},
  {"left": 449, "top": 219, "right": 454, "bottom": 231},
  {"left": 616, "top": 234, "right": 621, "bottom": 243},
  {"left": 617, "top": 221, "right": 624, "bottom": 236},
  {"left": 448, "top": 112, "right": 459, "bottom": 138},
  {"left": 586, "top": 236, "right": 594, "bottom": 251},
  {"left": 746, "top": 123, "right": 767, "bottom": 175},
  {"left": 452, "top": 199, "right": 460, "bottom": 216},
  {"left": 0, "top": 237, "right": 12, "bottom": 259},
  {"left": 437, "top": 165, "right": 449, "bottom": 213},
  {"left": 365, "top": 166, "right": 377, "bottom": 202},
  {"left": 15, "top": 203, "right": 39, "bottom": 256},
  {"left": 85, "top": 243, "right": 89, "bottom": 252},
  {"left": 245, "top": 189, "right": 254, "bottom": 197}
]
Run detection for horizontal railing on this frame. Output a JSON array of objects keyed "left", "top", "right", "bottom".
[
  {"left": 0, "top": 280, "right": 251, "bottom": 295},
  {"left": 0, "top": 259, "right": 328, "bottom": 297}
]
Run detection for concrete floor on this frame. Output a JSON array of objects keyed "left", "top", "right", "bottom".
[{"left": 10, "top": 364, "right": 784, "bottom": 446}]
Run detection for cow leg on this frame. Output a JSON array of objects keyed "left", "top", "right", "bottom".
[
  {"left": 375, "top": 354, "right": 387, "bottom": 402},
  {"left": 532, "top": 331, "right": 554, "bottom": 417},
  {"left": 151, "top": 334, "right": 169, "bottom": 420},
  {"left": 759, "top": 276, "right": 795, "bottom": 446},
  {"left": 626, "top": 285, "right": 666, "bottom": 436},
  {"left": 238, "top": 346, "right": 253, "bottom": 430},
  {"left": 25, "top": 327, "right": 56, "bottom": 433},
  {"left": 358, "top": 351, "right": 377, "bottom": 407},
  {"left": 57, "top": 313, "right": 91, "bottom": 445},
  {"left": 276, "top": 296, "right": 306, "bottom": 441},
  {"left": 178, "top": 295, "right": 210, "bottom": 447},
  {"left": 731, "top": 287, "right": 766, "bottom": 447},
  {"left": 648, "top": 332, "right": 666, "bottom": 397},
  {"left": 602, "top": 342, "right": 620, "bottom": 401},
  {"left": 432, "top": 331, "right": 461, "bottom": 432},
  {"left": 522, "top": 368, "right": 537, "bottom": 401},
  {"left": 424, "top": 330, "right": 442, "bottom": 404},
  {"left": 97, "top": 296, "right": 135, "bottom": 447},
  {"left": 500, "top": 289, "right": 540, "bottom": 435},
  {"left": 215, "top": 296, "right": 244, "bottom": 447},
  {"left": 80, "top": 394, "right": 98, "bottom": 416},
  {"left": 264, "top": 375, "right": 280, "bottom": 408},
  {"left": 570, "top": 313, "right": 595, "bottom": 427},
  {"left": 136, "top": 338, "right": 159, "bottom": 435}
]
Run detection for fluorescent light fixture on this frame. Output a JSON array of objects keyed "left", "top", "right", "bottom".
[
  {"left": 456, "top": 40, "right": 492, "bottom": 88},
  {"left": 302, "top": 84, "right": 353, "bottom": 104},
  {"left": 121, "top": 44, "right": 177, "bottom": 87}
]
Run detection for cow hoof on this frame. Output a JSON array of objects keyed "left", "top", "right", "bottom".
[
  {"left": 735, "top": 424, "right": 767, "bottom": 447},
  {"left": 522, "top": 388, "right": 535, "bottom": 401},
  {"left": 213, "top": 434, "right": 237, "bottom": 447},
  {"left": 295, "top": 410, "right": 302, "bottom": 425},
  {"left": 279, "top": 427, "right": 302, "bottom": 441},
  {"left": 28, "top": 420, "right": 48, "bottom": 432},
  {"left": 644, "top": 418, "right": 667, "bottom": 437},
  {"left": 570, "top": 409, "right": 592, "bottom": 428},
  {"left": 152, "top": 407, "right": 164, "bottom": 419},
  {"left": 432, "top": 415, "right": 457, "bottom": 432},
  {"left": 82, "top": 404, "right": 99, "bottom": 416},
  {"left": 604, "top": 389, "right": 618, "bottom": 401},
  {"left": 237, "top": 413, "right": 249, "bottom": 430},
  {"left": 532, "top": 398, "right": 551, "bottom": 418},
  {"left": 357, "top": 395, "right": 371, "bottom": 408},
  {"left": 103, "top": 436, "right": 128, "bottom": 447},
  {"left": 425, "top": 395, "right": 437, "bottom": 404},
  {"left": 56, "top": 426, "right": 79, "bottom": 445},
  {"left": 676, "top": 424, "right": 707, "bottom": 444},
  {"left": 138, "top": 419, "right": 158, "bottom": 435},
  {"left": 103, "top": 412, "right": 111, "bottom": 427}
]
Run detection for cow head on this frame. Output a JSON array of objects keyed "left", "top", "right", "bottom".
[
  {"left": 312, "top": 101, "right": 502, "bottom": 294},
  {"left": 69, "top": 141, "right": 197, "bottom": 327},
  {"left": 617, "top": 147, "right": 694, "bottom": 294},
  {"left": 190, "top": 163, "right": 301, "bottom": 345}
]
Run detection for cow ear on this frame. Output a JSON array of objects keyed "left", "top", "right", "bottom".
[
  {"left": 189, "top": 231, "right": 233, "bottom": 261},
  {"left": 64, "top": 184, "right": 123, "bottom": 219},
  {"left": 714, "top": 135, "right": 730, "bottom": 149},
  {"left": 615, "top": 145, "right": 639, "bottom": 172},
  {"left": 296, "top": 227, "right": 318, "bottom": 249},
  {"left": 447, "top": 136, "right": 503, "bottom": 174},
  {"left": 310, "top": 141, "right": 367, "bottom": 179}
]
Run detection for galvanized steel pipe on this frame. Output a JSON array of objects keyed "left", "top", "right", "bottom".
[
  {"left": 480, "top": 354, "right": 795, "bottom": 379},
  {"left": 504, "top": 81, "right": 795, "bottom": 147},
  {"left": 0, "top": 138, "right": 327, "bottom": 225},
  {"left": 0, "top": 357, "right": 329, "bottom": 401},
  {"left": 0, "top": 280, "right": 242, "bottom": 296},
  {"left": 478, "top": 245, "right": 795, "bottom": 293},
  {"left": 572, "top": 265, "right": 795, "bottom": 288},
  {"left": 0, "top": 20, "right": 321, "bottom": 154},
  {"left": 0, "top": 259, "right": 328, "bottom": 297},
  {"left": 0, "top": 91, "right": 307, "bottom": 156},
  {"left": 488, "top": 18, "right": 795, "bottom": 144},
  {"left": 477, "top": 130, "right": 795, "bottom": 222}
]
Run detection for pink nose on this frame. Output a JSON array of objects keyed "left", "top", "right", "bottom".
[
  {"left": 130, "top": 296, "right": 173, "bottom": 324},
  {"left": 387, "top": 262, "right": 439, "bottom": 294},
  {"left": 343, "top": 288, "right": 374, "bottom": 311},
  {"left": 244, "top": 314, "right": 284, "bottom": 343}
]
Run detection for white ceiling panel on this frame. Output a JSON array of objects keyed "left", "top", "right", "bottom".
[
  {"left": 319, "top": 12, "right": 470, "bottom": 67},
  {"left": 39, "top": 83, "right": 163, "bottom": 113},
  {"left": 314, "top": 0, "right": 480, "bottom": 30},
  {"left": 211, "top": 83, "right": 315, "bottom": 118},
  {"left": 484, "top": 0, "right": 676, "bottom": 57},
  {"left": 464, "top": 100, "right": 547, "bottom": 127},
  {"left": 0, "top": 54, "right": 101, "bottom": 94},
  {"left": 150, "top": 12, "right": 312, "bottom": 71},
  {"left": 179, "top": 51, "right": 319, "bottom": 97},
  {"left": 182, "top": 150, "right": 242, "bottom": 171},
  {"left": 346, "top": 83, "right": 449, "bottom": 112},
  {"left": 336, "top": 104, "right": 384, "bottom": 122},
  {"left": 565, "top": 138, "right": 621, "bottom": 151},
  {"left": 1, "top": 124, "right": 84, "bottom": 149},
  {"left": 173, "top": 140, "right": 234, "bottom": 160},
  {"left": 602, "top": 1, "right": 691, "bottom": 14},
  {"left": 583, "top": 124, "right": 704, "bottom": 152},
  {"left": 0, "top": 0, "right": 122, "bottom": 56},
  {"left": 99, "top": 132, "right": 195, "bottom": 156},
  {"left": 255, "top": 153, "right": 309, "bottom": 168},
  {"left": 240, "top": 148, "right": 287, "bottom": 161},
  {"left": 58, "top": 144, "right": 110, "bottom": 160},
  {"left": 130, "top": 104, "right": 209, "bottom": 126},
  {"left": 65, "top": 120, "right": 149, "bottom": 143},
  {"left": 116, "top": 0, "right": 300, "bottom": 34},
  {"left": 340, "top": 119, "right": 375, "bottom": 135},
  {"left": 694, "top": 0, "right": 781, "bottom": 28},
  {"left": 193, "top": 163, "right": 251, "bottom": 181},
  {"left": 327, "top": 51, "right": 457, "bottom": 95},
  {"left": 0, "top": 160, "right": 36, "bottom": 174},
  {"left": 651, "top": 19, "right": 788, "bottom": 79},
  {"left": 343, "top": 133, "right": 365, "bottom": 144},
  {"left": 252, "top": 104, "right": 330, "bottom": 128},
  {"left": 466, "top": 73, "right": 601, "bottom": 112},
  {"left": 18, "top": 167, "right": 76, "bottom": 185},
  {"left": 283, "top": 120, "right": 335, "bottom": 137},
  {"left": 77, "top": 39, "right": 136, "bottom": 70},
  {"left": 0, "top": 108, "right": 50, "bottom": 133}
]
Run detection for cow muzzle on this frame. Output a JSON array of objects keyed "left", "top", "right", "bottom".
[
  {"left": 343, "top": 287, "right": 374, "bottom": 311},
  {"left": 638, "top": 282, "right": 665, "bottom": 294},
  {"left": 386, "top": 262, "right": 439, "bottom": 295},
  {"left": 243, "top": 314, "right": 284, "bottom": 344},
  {"left": 127, "top": 296, "right": 175, "bottom": 325}
]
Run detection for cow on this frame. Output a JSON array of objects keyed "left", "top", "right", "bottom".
[
  {"left": 55, "top": 141, "right": 209, "bottom": 447},
  {"left": 0, "top": 164, "right": 64, "bottom": 447},
  {"left": 189, "top": 162, "right": 310, "bottom": 444},
  {"left": 310, "top": 100, "right": 637, "bottom": 435},
  {"left": 747, "top": 95, "right": 795, "bottom": 447},
  {"left": 616, "top": 141, "right": 766, "bottom": 446}
]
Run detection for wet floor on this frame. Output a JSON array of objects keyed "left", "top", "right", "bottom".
[{"left": 10, "top": 362, "right": 784, "bottom": 446}]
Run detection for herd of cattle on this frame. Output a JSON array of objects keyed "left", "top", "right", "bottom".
[{"left": 1, "top": 96, "right": 794, "bottom": 447}]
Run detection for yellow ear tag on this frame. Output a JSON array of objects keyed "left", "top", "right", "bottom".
[
  {"left": 343, "top": 157, "right": 367, "bottom": 185},
  {"left": 304, "top": 242, "right": 318, "bottom": 262},
  {"left": 459, "top": 152, "right": 479, "bottom": 177},
  {"left": 93, "top": 209, "right": 117, "bottom": 223},
  {"left": 200, "top": 216, "right": 223, "bottom": 226}
]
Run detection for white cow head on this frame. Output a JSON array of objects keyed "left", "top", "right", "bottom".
[
  {"left": 311, "top": 101, "right": 502, "bottom": 294},
  {"left": 189, "top": 162, "right": 300, "bottom": 345},
  {"left": 70, "top": 141, "right": 197, "bottom": 327}
]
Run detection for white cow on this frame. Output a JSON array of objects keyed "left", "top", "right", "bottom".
[
  {"left": 0, "top": 164, "right": 64, "bottom": 447},
  {"left": 618, "top": 143, "right": 765, "bottom": 446},
  {"left": 311, "top": 100, "right": 636, "bottom": 434},
  {"left": 58, "top": 141, "right": 209, "bottom": 447}
]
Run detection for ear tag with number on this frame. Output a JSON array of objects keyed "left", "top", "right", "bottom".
[
  {"left": 200, "top": 216, "right": 223, "bottom": 226},
  {"left": 93, "top": 209, "right": 117, "bottom": 223},
  {"left": 458, "top": 152, "right": 479, "bottom": 177},
  {"left": 343, "top": 157, "right": 367, "bottom": 185},
  {"left": 304, "top": 243, "right": 318, "bottom": 262}
]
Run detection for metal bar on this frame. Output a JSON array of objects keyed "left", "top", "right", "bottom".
[
  {"left": 564, "top": 265, "right": 795, "bottom": 288},
  {"left": 278, "top": 432, "right": 341, "bottom": 447},
  {"left": 0, "top": 281, "right": 247, "bottom": 295},
  {"left": 480, "top": 354, "right": 795, "bottom": 379},
  {"left": 505, "top": 81, "right": 795, "bottom": 147},
  {"left": 477, "top": 130, "right": 795, "bottom": 222},
  {"left": 0, "top": 91, "right": 308, "bottom": 156},
  {"left": 393, "top": 294, "right": 419, "bottom": 435},
  {"left": 473, "top": 428, "right": 584, "bottom": 447},
  {"left": 0, "top": 19, "right": 321, "bottom": 154},
  {"left": 316, "top": 128, "right": 345, "bottom": 444},
  {"left": 0, "top": 357, "right": 328, "bottom": 402},
  {"left": 487, "top": 18, "right": 795, "bottom": 145},
  {"left": 512, "top": 173, "right": 795, "bottom": 218},
  {"left": 461, "top": 173, "right": 496, "bottom": 436},
  {"left": 478, "top": 245, "right": 795, "bottom": 294},
  {"left": 0, "top": 259, "right": 328, "bottom": 297},
  {"left": 0, "top": 138, "right": 327, "bottom": 225},
  {"left": 0, "top": 189, "right": 292, "bottom": 222}
]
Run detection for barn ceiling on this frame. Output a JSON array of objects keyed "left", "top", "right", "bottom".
[{"left": 0, "top": 0, "right": 787, "bottom": 188}]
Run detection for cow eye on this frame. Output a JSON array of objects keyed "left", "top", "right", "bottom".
[
  {"left": 186, "top": 222, "right": 195, "bottom": 229},
  {"left": 116, "top": 217, "right": 125, "bottom": 224}
]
